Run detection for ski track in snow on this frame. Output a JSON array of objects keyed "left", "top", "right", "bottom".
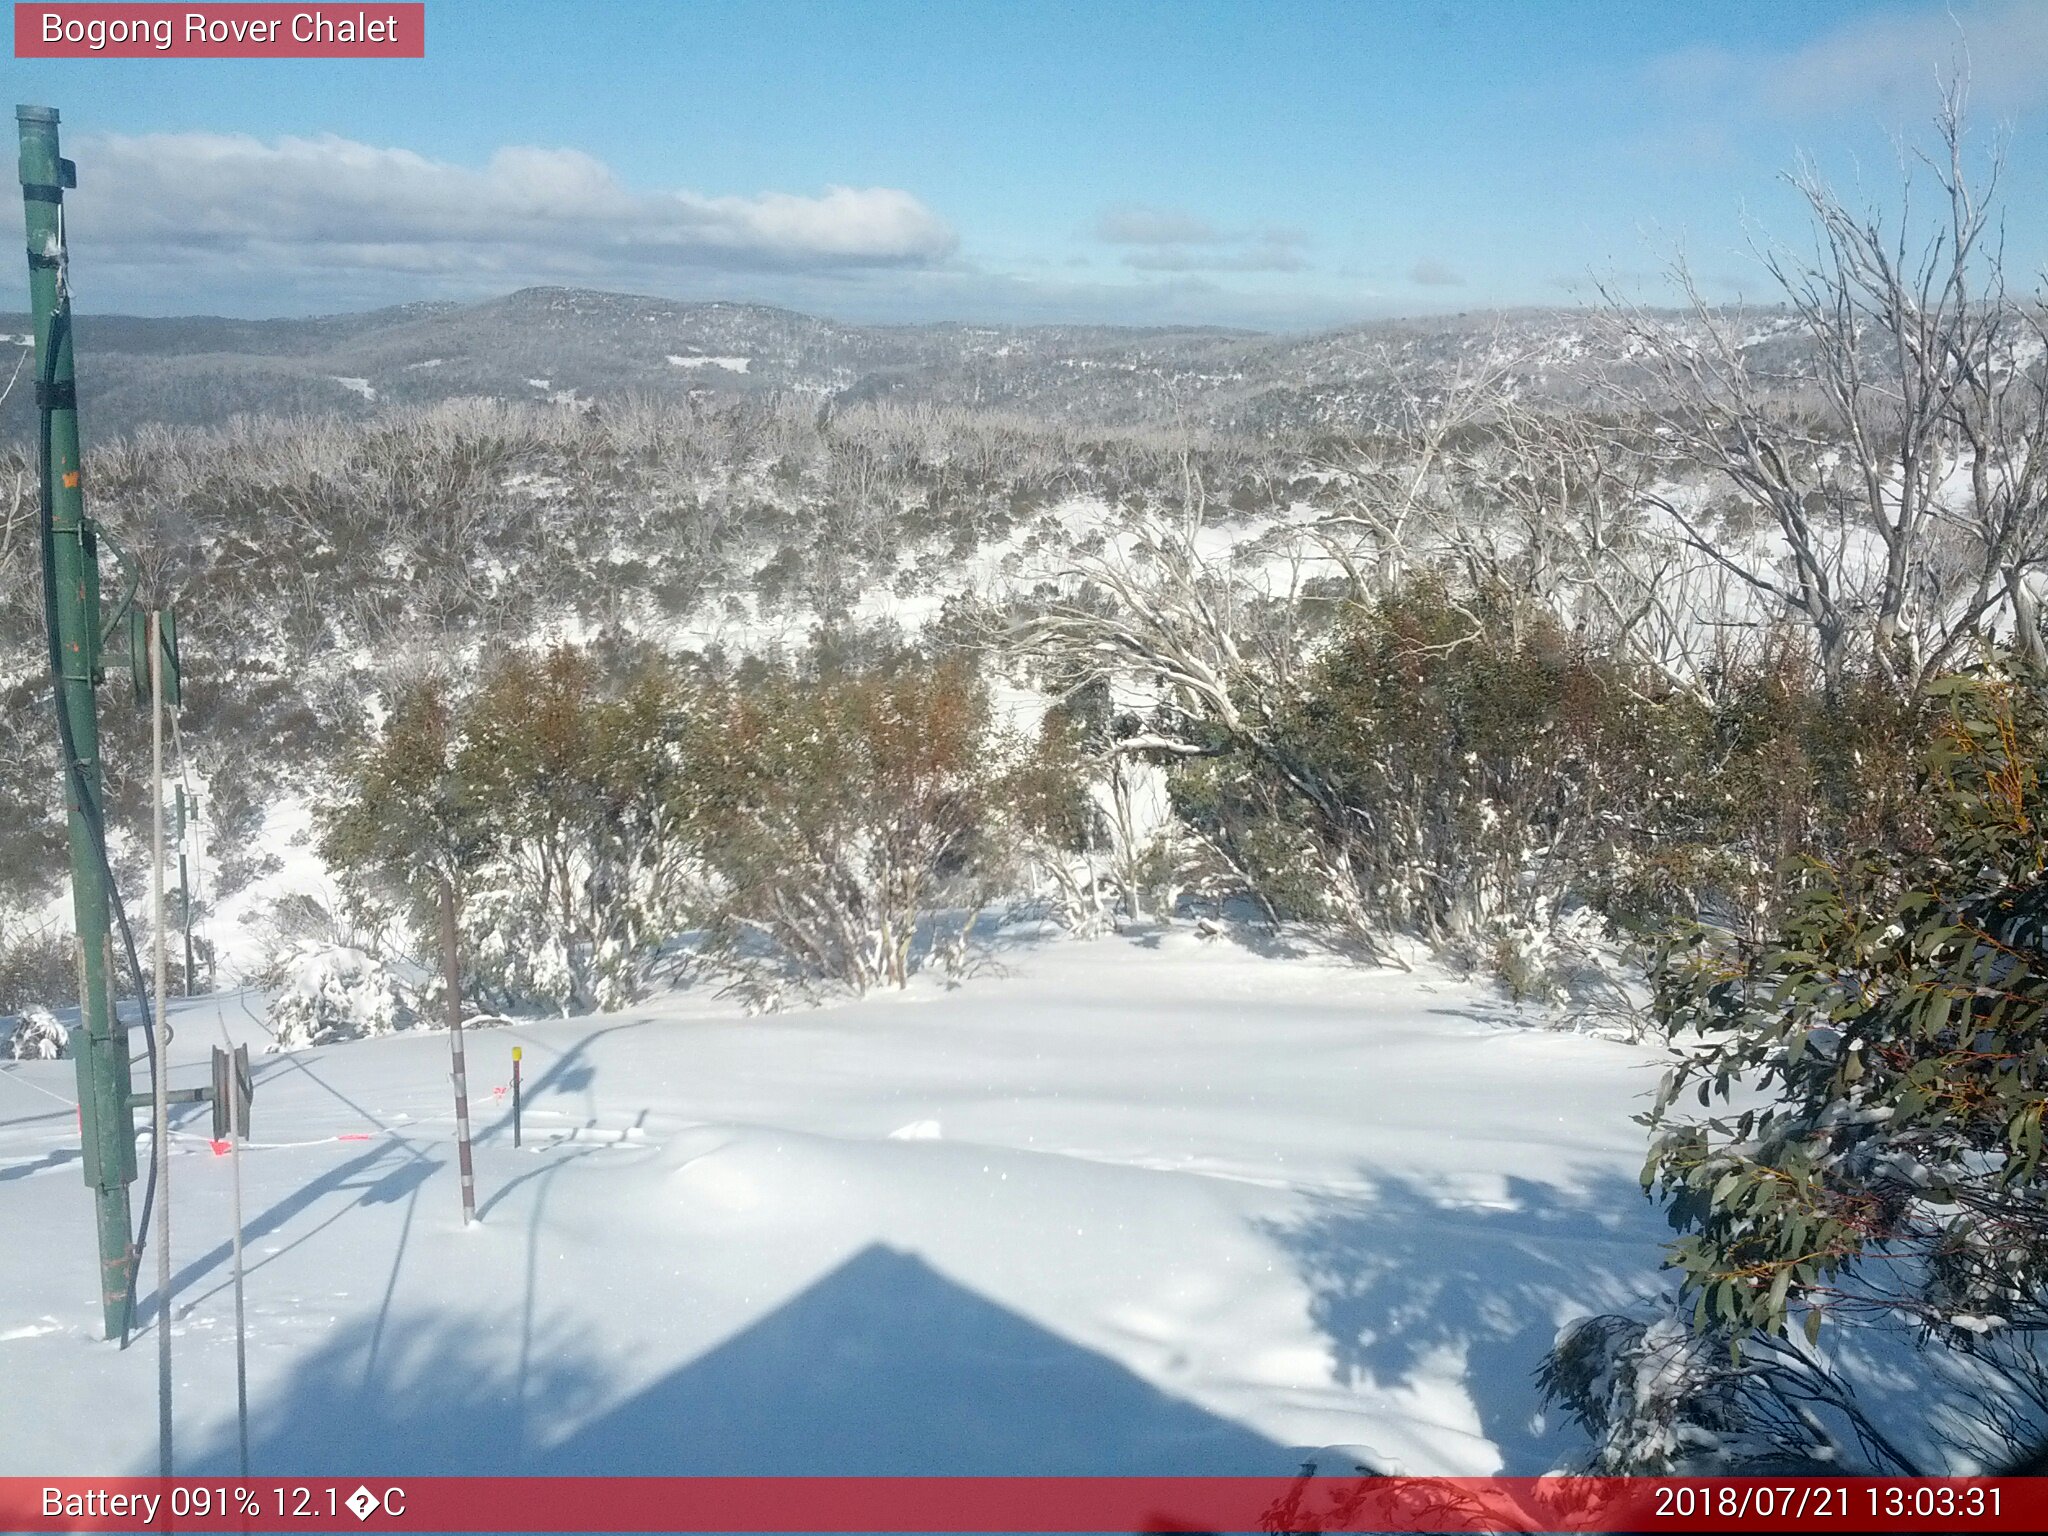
[{"left": 3, "top": 930, "right": 1679, "bottom": 1477}]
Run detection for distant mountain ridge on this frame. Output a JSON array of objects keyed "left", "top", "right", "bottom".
[{"left": 0, "top": 284, "right": 1776, "bottom": 442}]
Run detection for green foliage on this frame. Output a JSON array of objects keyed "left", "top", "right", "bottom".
[
  {"left": 1006, "top": 705, "right": 1104, "bottom": 859},
  {"left": 1170, "top": 577, "right": 1941, "bottom": 988},
  {"left": 317, "top": 654, "right": 687, "bottom": 1014},
  {"left": 1645, "top": 663, "right": 2048, "bottom": 1347},
  {"left": 686, "top": 654, "right": 1020, "bottom": 992},
  {"left": 317, "top": 642, "right": 1068, "bottom": 1006},
  {"left": 317, "top": 678, "right": 491, "bottom": 907},
  {"left": 1172, "top": 578, "right": 1685, "bottom": 950},
  {"left": 0, "top": 925, "right": 72, "bottom": 1017}
]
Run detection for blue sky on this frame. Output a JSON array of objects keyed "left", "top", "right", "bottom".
[{"left": 13, "top": 0, "right": 2048, "bottom": 327}]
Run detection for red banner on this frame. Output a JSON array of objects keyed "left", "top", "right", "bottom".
[
  {"left": 0, "top": 1476, "right": 2040, "bottom": 1533},
  {"left": 14, "top": 4, "right": 424, "bottom": 58}
]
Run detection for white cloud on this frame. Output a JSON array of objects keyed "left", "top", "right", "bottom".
[
  {"left": 1760, "top": 0, "right": 2048, "bottom": 115},
  {"left": 1408, "top": 258, "right": 1465, "bottom": 287},
  {"left": 1125, "top": 241, "right": 1307, "bottom": 274},
  {"left": 1644, "top": 1, "right": 2048, "bottom": 121},
  {"left": 64, "top": 131, "right": 959, "bottom": 281},
  {"left": 1095, "top": 203, "right": 1224, "bottom": 245},
  {"left": 1095, "top": 202, "right": 1308, "bottom": 274},
  {"left": 46, "top": 134, "right": 1416, "bottom": 329}
]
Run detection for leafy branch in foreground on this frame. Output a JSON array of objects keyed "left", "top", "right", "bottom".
[
  {"left": 1546, "top": 661, "right": 2048, "bottom": 1474},
  {"left": 1645, "top": 663, "right": 2048, "bottom": 1352}
]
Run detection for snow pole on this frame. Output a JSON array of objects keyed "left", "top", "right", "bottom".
[
  {"left": 230, "top": 1127, "right": 247, "bottom": 1475},
  {"left": 512, "top": 1046, "right": 522, "bottom": 1148},
  {"left": 439, "top": 877, "right": 477, "bottom": 1224},
  {"left": 149, "top": 610, "right": 172, "bottom": 1474},
  {"left": 18, "top": 103, "right": 139, "bottom": 1341}
]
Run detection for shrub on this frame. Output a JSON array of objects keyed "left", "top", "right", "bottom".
[
  {"left": 265, "top": 942, "right": 404, "bottom": 1051},
  {"left": 1645, "top": 666, "right": 2048, "bottom": 1349},
  {"left": 0, "top": 926, "right": 73, "bottom": 1017},
  {"left": 5, "top": 1006, "right": 68, "bottom": 1061},
  {"left": 1549, "top": 663, "right": 2048, "bottom": 1472},
  {"left": 687, "top": 655, "right": 1020, "bottom": 992},
  {"left": 1538, "top": 1310, "right": 1908, "bottom": 1473},
  {"left": 1167, "top": 578, "right": 1935, "bottom": 985},
  {"left": 321, "top": 653, "right": 703, "bottom": 1016}
]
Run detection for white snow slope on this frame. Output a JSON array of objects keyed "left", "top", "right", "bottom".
[{"left": 0, "top": 929, "right": 1672, "bottom": 1477}]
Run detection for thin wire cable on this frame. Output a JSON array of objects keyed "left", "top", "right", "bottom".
[
  {"left": 0, "top": 1067, "right": 80, "bottom": 1109},
  {"left": 150, "top": 610, "right": 172, "bottom": 1475},
  {"left": 33, "top": 232, "right": 163, "bottom": 1346}
]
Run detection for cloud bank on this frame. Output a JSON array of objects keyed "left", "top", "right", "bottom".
[
  {"left": 1646, "top": 0, "right": 2048, "bottom": 122},
  {"left": 1093, "top": 201, "right": 1308, "bottom": 274},
  {"left": 65, "top": 131, "right": 960, "bottom": 286},
  {"left": 48, "top": 135, "right": 1410, "bottom": 330}
]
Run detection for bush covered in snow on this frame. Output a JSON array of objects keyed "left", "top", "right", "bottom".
[
  {"left": 686, "top": 654, "right": 1024, "bottom": 993},
  {"left": 5, "top": 1006, "right": 69, "bottom": 1061},
  {"left": 1538, "top": 1310, "right": 1904, "bottom": 1473},
  {"left": 318, "top": 654, "right": 707, "bottom": 1016},
  {"left": 0, "top": 927, "right": 74, "bottom": 1019},
  {"left": 459, "top": 883, "right": 586, "bottom": 1016},
  {"left": 265, "top": 942, "right": 405, "bottom": 1050}
]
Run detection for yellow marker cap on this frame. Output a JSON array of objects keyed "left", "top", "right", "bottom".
[{"left": 512, "top": 1046, "right": 522, "bottom": 1061}]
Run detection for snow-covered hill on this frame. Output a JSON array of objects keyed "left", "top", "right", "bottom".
[{"left": 0, "top": 287, "right": 1814, "bottom": 442}]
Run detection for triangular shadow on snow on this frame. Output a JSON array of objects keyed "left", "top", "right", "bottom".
[{"left": 181, "top": 1243, "right": 1293, "bottom": 1479}]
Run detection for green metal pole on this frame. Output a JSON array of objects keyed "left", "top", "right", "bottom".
[{"left": 18, "top": 104, "right": 137, "bottom": 1340}]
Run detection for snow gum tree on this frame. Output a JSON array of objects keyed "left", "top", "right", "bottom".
[
  {"left": 1549, "top": 662, "right": 2048, "bottom": 1471},
  {"left": 318, "top": 679, "right": 494, "bottom": 921},
  {"left": 686, "top": 654, "right": 1022, "bottom": 994},
  {"left": 1604, "top": 90, "right": 2048, "bottom": 699},
  {"left": 315, "top": 676, "right": 500, "bottom": 1006},
  {"left": 319, "top": 649, "right": 704, "bottom": 1015},
  {"left": 454, "top": 647, "right": 702, "bottom": 1011},
  {"left": 1649, "top": 664, "right": 2048, "bottom": 1341}
]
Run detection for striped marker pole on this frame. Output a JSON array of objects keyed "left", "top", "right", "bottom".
[{"left": 439, "top": 876, "right": 477, "bottom": 1225}]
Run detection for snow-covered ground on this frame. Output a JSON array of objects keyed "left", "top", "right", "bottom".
[{"left": 0, "top": 929, "right": 1671, "bottom": 1477}]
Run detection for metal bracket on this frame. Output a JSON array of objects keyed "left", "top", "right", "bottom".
[
  {"left": 129, "top": 1086, "right": 211, "bottom": 1110},
  {"left": 211, "top": 1044, "right": 254, "bottom": 1140}
]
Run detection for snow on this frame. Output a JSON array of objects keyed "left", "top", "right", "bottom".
[
  {"left": 4, "top": 1008, "right": 66, "bottom": 1061},
  {"left": 265, "top": 943, "right": 402, "bottom": 1049},
  {"left": 328, "top": 376, "right": 376, "bottom": 402},
  {"left": 667, "top": 354, "right": 752, "bottom": 373},
  {"left": 204, "top": 793, "right": 347, "bottom": 983},
  {"left": 0, "top": 929, "right": 1672, "bottom": 1477}
]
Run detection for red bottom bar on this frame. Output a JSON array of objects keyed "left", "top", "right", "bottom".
[{"left": 1, "top": 1476, "right": 2039, "bottom": 1533}]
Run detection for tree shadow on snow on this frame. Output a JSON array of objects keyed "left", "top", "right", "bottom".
[
  {"left": 133, "top": 1139, "right": 443, "bottom": 1334},
  {"left": 177, "top": 1244, "right": 1294, "bottom": 1479},
  {"left": 1262, "top": 1171, "right": 1669, "bottom": 1473},
  {"left": 472, "top": 1018, "right": 654, "bottom": 1144}
]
